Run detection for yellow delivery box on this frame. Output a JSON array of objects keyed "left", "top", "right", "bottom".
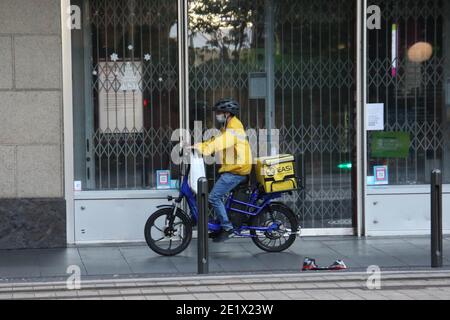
[{"left": 256, "top": 154, "right": 298, "bottom": 193}]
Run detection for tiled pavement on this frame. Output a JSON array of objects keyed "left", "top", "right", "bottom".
[
  {"left": 1, "top": 236, "right": 450, "bottom": 282},
  {"left": 2, "top": 270, "right": 450, "bottom": 300}
]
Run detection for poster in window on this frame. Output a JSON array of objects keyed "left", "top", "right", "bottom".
[
  {"left": 371, "top": 132, "right": 410, "bottom": 158},
  {"left": 98, "top": 61, "right": 143, "bottom": 132}
]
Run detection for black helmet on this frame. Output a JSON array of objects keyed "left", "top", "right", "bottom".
[{"left": 212, "top": 98, "right": 240, "bottom": 115}]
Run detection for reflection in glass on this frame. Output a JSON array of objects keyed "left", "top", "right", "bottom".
[
  {"left": 367, "top": 0, "right": 449, "bottom": 185},
  {"left": 188, "top": 0, "right": 357, "bottom": 228}
]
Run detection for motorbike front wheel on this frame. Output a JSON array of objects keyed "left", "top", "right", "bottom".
[{"left": 144, "top": 207, "right": 193, "bottom": 256}]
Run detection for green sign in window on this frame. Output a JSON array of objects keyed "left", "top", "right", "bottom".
[{"left": 371, "top": 132, "right": 411, "bottom": 158}]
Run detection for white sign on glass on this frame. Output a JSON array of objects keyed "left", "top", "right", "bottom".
[
  {"left": 74, "top": 181, "right": 82, "bottom": 191},
  {"left": 98, "top": 61, "right": 143, "bottom": 131},
  {"left": 366, "top": 103, "right": 384, "bottom": 131}
]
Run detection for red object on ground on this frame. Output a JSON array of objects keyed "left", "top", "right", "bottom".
[{"left": 302, "top": 258, "right": 347, "bottom": 271}]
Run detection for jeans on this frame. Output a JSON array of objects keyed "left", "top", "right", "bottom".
[{"left": 208, "top": 173, "right": 247, "bottom": 231}]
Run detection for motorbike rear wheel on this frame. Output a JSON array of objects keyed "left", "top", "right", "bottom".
[{"left": 249, "top": 203, "right": 298, "bottom": 252}]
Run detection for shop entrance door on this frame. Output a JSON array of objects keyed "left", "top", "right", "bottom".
[{"left": 186, "top": 0, "right": 358, "bottom": 233}]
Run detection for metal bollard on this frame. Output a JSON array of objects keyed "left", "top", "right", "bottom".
[
  {"left": 431, "top": 169, "right": 443, "bottom": 268},
  {"left": 197, "top": 177, "right": 209, "bottom": 274}
]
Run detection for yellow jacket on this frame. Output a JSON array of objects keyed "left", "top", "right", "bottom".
[{"left": 195, "top": 116, "right": 252, "bottom": 176}]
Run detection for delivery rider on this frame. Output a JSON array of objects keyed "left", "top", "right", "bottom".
[{"left": 193, "top": 99, "right": 252, "bottom": 242}]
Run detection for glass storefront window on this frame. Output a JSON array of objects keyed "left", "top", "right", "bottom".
[
  {"left": 72, "top": 0, "right": 180, "bottom": 190},
  {"left": 68, "top": 0, "right": 450, "bottom": 241},
  {"left": 188, "top": 0, "right": 357, "bottom": 228},
  {"left": 72, "top": 0, "right": 359, "bottom": 230},
  {"left": 367, "top": 0, "right": 450, "bottom": 185}
]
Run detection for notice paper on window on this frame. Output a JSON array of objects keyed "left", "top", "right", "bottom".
[
  {"left": 366, "top": 103, "right": 384, "bottom": 131},
  {"left": 98, "top": 61, "right": 143, "bottom": 132}
]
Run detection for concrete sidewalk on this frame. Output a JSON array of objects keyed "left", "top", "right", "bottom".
[{"left": 1, "top": 236, "right": 450, "bottom": 283}]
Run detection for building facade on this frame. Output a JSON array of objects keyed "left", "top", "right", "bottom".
[
  {"left": 0, "top": 0, "right": 66, "bottom": 249},
  {"left": 0, "top": 0, "right": 449, "bottom": 249}
]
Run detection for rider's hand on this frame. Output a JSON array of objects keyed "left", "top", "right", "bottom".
[
  {"left": 181, "top": 141, "right": 196, "bottom": 151},
  {"left": 187, "top": 143, "right": 202, "bottom": 151}
]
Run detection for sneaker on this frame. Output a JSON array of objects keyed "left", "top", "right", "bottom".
[
  {"left": 302, "top": 257, "right": 319, "bottom": 271},
  {"left": 212, "top": 229, "right": 234, "bottom": 243},
  {"left": 328, "top": 260, "right": 347, "bottom": 270}
]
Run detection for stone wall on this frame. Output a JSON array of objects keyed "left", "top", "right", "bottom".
[{"left": 0, "top": 0, "right": 66, "bottom": 249}]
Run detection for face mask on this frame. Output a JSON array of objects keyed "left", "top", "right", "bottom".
[{"left": 216, "top": 114, "right": 227, "bottom": 123}]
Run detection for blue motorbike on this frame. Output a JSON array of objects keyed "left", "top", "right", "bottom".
[{"left": 144, "top": 153, "right": 300, "bottom": 256}]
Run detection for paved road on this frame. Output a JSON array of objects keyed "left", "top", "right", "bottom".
[{"left": 1, "top": 270, "right": 450, "bottom": 300}]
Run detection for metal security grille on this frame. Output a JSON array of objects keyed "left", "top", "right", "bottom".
[
  {"left": 87, "top": 0, "right": 179, "bottom": 190},
  {"left": 188, "top": 0, "right": 356, "bottom": 228},
  {"left": 80, "top": 0, "right": 357, "bottom": 229},
  {"left": 276, "top": 0, "right": 356, "bottom": 229},
  {"left": 367, "top": 0, "right": 450, "bottom": 184}
]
